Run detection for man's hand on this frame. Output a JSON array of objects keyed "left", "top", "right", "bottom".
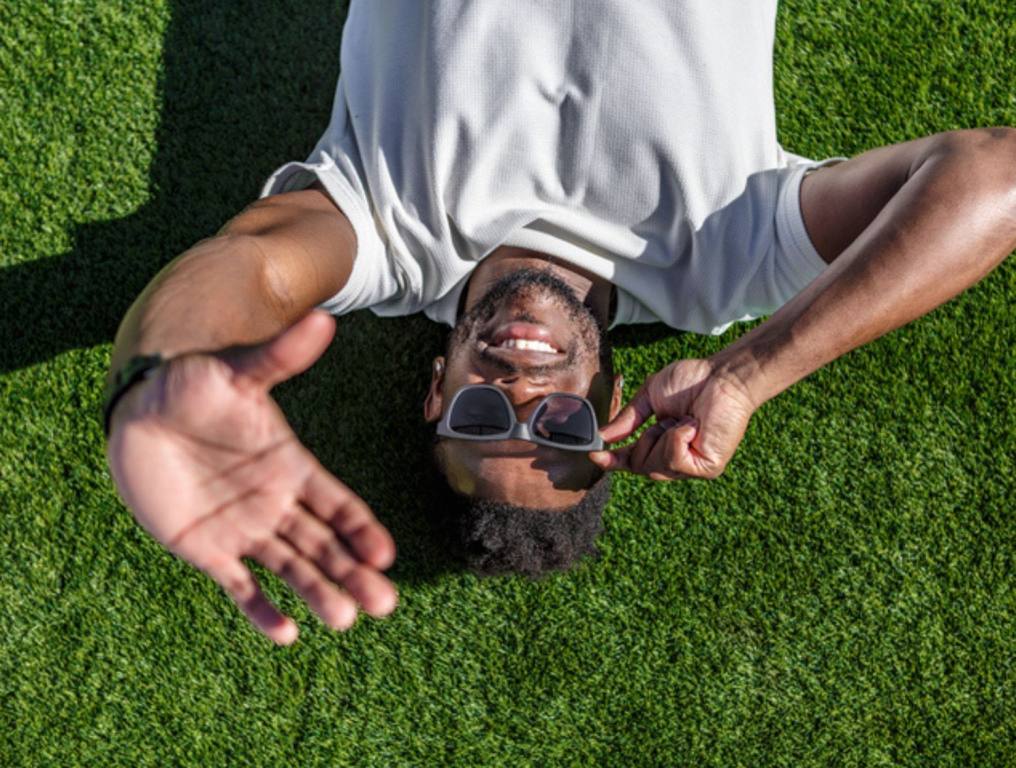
[
  {"left": 589, "top": 359, "right": 757, "bottom": 481},
  {"left": 106, "top": 311, "right": 397, "bottom": 644}
]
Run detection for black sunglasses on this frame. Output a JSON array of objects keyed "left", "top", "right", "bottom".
[{"left": 436, "top": 384, "right": 604, "bottom": 451}]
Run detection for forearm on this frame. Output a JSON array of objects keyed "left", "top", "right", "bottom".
[
  {"left": 109, "top": 237, "right": 281, "bottom": 376},
  {"left": 108, "top": 187, "right": 355, "bottom": 384},
  {"left": 714, "top": 132, "right": 1016, "bottom": 406}
]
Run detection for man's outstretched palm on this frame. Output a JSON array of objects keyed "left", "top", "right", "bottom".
[{"left": 107, "top": 311, "right": 397, "bottom": 644}]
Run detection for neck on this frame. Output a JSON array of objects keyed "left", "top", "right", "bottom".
[{"left": 461, "top": 246, "right": 614, "bottom": 327}]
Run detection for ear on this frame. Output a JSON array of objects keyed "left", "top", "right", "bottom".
[
  {"left": 423, "top": 356, "right": 446, "bottom": 423},
  {"left": 609, "top": 374, "right": 625, "bottom": 421}
]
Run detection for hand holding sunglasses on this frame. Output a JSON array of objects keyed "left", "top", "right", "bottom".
[{"left": 590, "top": 357, "right": 756, "bottom": 481}]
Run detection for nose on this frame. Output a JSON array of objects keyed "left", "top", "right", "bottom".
[{"left": 491, "top": 375, "right": 555, "bottom": 410}]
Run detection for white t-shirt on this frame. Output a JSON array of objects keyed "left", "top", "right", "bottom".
[{"left": 262, "top": 0, "right": 832, "bottom": 335}]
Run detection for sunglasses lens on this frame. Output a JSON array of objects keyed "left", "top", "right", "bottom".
[
  {"left": 532, "top": 396, "right": 596, "bottom": 446},
  {"left": 448, "top": 388, "right": 512, "bottom": 436}
]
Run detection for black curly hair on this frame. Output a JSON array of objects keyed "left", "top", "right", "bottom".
[{"left": 430, "top": 449, "right": 611, "bottom": 578}]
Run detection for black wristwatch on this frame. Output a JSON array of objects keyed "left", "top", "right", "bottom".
[{"left": 102, "top": 353, "right": 164, "bottom": 438}]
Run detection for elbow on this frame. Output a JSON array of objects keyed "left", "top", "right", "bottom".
[
  {"left": 977, "top": 128, "right": 1016, "bottom": 250},
  {"left": 928, "top": 127, "right": 1016, "bottom": 218},
  {"left": 922, "top": 128, "right": 1016, "bottom": 252}
]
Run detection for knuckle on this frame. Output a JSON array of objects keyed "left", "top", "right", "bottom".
[
  {"left": 203, "top": 560, "right": 251, "bottom": 598},
  {"left": 275, "top": 507, "right": 299, "bottom": 535},
  {"left": 312, "top": 536, "right": 334, "bottom": 562},
  {"left": 222, "top": 573, "right": 252, "bottom": 599},
  {"left": 245, "top": 535, "right": 271, "bottom": 561},
  {"left": 279, "top": 556, "right": 301, "bottom": 582},
  {"left": 343, "top": 564, "right": 378, "bottom": 596},
  {"left": 301, "top": 578, "right": 326, "bottom": 602},
  {"left": 314, "top": 537, "right": 350, "bottom": 574}
]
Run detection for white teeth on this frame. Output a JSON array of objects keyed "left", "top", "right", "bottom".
[{"left": 498, "top": 338, "right": 559, "bottom": 353}]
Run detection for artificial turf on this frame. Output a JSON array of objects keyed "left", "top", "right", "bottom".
[{"left": 1, "top": 1, "right": 1014, "bottom": 765}]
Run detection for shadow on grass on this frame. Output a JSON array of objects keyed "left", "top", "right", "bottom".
[
  {"left": 0, "top": 0, "right": 462, "bottom": 584},
  {"left": 1, "top": 0, "right": 350, "bottom": 374}
]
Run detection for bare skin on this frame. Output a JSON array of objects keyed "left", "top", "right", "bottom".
[
  {"left": 590, "top": 129, "right": 1016, "bottom": 479},
  {"left": 107, "top": 186, "right": 398, "bottom": 645},
  {"left": 422, "top": 247, "right": 623, "bottom": 509},
  {"left": 107, "top": 128, "right": 1016, "bottom": 643}
]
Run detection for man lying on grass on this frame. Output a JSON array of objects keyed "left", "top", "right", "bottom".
[{"left": 104, "top": 0, "right": 1016, "bottom": 644}]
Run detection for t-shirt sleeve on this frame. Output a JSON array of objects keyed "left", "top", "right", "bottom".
[{"left": 259, "top": 84, "right": 402, "bottom": 316}]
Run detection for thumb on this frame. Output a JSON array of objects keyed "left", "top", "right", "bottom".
[
  {"left": 599, "top": 384, "right": 654, "bottom": 444},
  {"left": 588, "top": 444, "right": 632, "bottom": 472},
  {"left": 673, "top": 417, "right": 698, "bottom": 454},
  {"left": 225, "top": 310, "right": 336, "bottom": 389},
  {"left": 671, "top": 418, "right": 712, "bottom": 476}
]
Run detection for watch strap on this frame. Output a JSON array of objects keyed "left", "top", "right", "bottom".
[{"left": 103, "top": 353, "right": 164, "bottom": 437}]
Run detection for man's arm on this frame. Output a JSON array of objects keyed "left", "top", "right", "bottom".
[
  {"left": 108, "top": 183, "right": 354, "bottom": 382},
  {"left": 106, "top": 185, "right": 398, "bottom": 644},
  {"left": 593, "top": 128, "right": 1016, "bottom": 480},
  {"left": 716, "top": 128, "right": 1016, "bottom": 406}
]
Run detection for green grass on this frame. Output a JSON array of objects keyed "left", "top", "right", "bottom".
[{"left": 1, "top": 1, "right": 1014, "bottom": 765}]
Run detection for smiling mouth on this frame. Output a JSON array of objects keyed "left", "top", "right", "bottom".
[
  {"left": 476, "top": 341, "right": 566, "bottom": 369},
  {"left": 486, "top": 321, "right": 565, "bottom": 352},
  {"left": 478, "top": 321, "right": 569, "bottom": 367}
]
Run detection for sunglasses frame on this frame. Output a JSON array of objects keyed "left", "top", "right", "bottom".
[{"left": 436, "top": 384, "right": 604, "bottom": 451}]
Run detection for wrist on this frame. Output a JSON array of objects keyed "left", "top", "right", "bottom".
[
  {"left": 708, "top": 344, "right": 775, "bottom": 410},
  {"left": 103, "top": 354, "right": 165, "bottom": 438}
]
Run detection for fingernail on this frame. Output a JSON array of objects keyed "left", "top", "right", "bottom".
[{"left": 276, "top": 620, "right": 299, "bottom": 645}]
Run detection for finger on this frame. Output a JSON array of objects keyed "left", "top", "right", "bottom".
[
  {"left": 225, "top": 310, "right": 336, "bottom": 390},
  {"left": 302, "top": 467, "right": 396, "bottom": 570},
  {"left": 627, "top": 421, "right": 671, "bottom": 474},
  {"left": 201, "top": 555, "right": 299, "bottom": 645},
  {"left": 277, "top": 508, "right": 398, "bottom": 618},
  {"left": 336, "top": 565, "right": 399, "bottom": 618},
  {"left": 589, "top": 421, "right": 668, "bottom": 474},
  {"left": 588, "top": 447, "right": 631, "bottom": 472},
  {"left": 599, "top": 384, "right": 655, "bottom": 444},
  {"left": 248, "top": 537, "right": 358, "bottom": 631},
  {"left": 642, "top": 419, "right": 697, "bottom": 481},
  {"left": 277, "top": 507, "right": 358, "bottom": 578},
  {"left": 670, "top": 419, "right": 706, "bottom": 476}
]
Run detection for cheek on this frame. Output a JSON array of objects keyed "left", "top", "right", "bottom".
[
  {"left": 583, "top": 372, "right": 615, "bottom": 419},
  {"left": 440, "top": 355, "right": 481, "bottom": 391}
]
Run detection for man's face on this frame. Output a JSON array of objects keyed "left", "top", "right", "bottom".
[{"left": 424, "top": 266, "right": 621, "bottom": 509}]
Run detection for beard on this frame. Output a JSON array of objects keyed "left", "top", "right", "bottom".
[{"left": 446, "top": 267, "right": 612, "bottom": 377}]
